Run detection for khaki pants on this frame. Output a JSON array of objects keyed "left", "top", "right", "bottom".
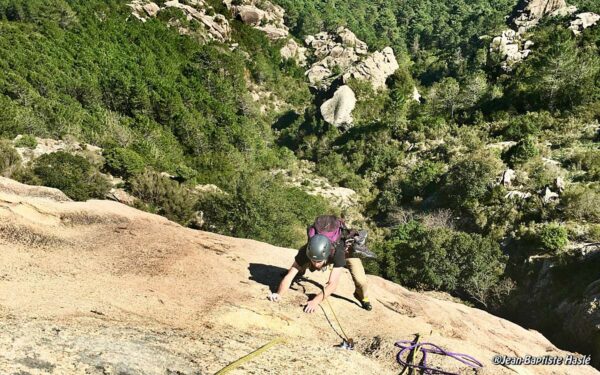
[{"left": 345, "top": 257, "right": 368, "bottom": 300}]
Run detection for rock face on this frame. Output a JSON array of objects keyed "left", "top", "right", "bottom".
[
  {"left": 279, "top": 38, "right": 307, "bottom": 66},
  {"left": 302, "top": 27, "right": 399, "bottom": 128},
  {"left": 303, "top": 27, "right": 400, "bottom": 91},
  {"left": 223, "top": 0, "right": 288, "bottom": 40},
  {"left": 517, "top": 252, "right": 600, "bottom": 369},
  {"left": 13, "top": 135, "right": 102, "bottom": 165},
  {"left": 570, "top": 12, "right": 600, "bottom": 35},
  {"left": 320, "top": 85, "right": 357, "bottom": 127},
  {"left": 489, "top": 30, "right": 533, "bottom": 72},
  {"left": 512, "top": 0, "right": 568, "bottom": 33},
  {"left": 488, "top": 0, "right": 596, "bottom": 72},
  {"left": 303, "top": 27, "right": 398, "bottom": 89},
  {"left": 128, "top": 0, "right": 231, "bottom": 42},
  {"left": 0, "top": 177, "right": 598, "bottom": 375},
  {"left": 342, "top": 47, "right": 399, "bottom": 90}
]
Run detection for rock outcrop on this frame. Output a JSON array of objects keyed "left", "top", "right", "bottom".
[
  {"left": 489, "top": 0, "right": 598, "bottom": 71},
  {"left": 511, "top": 0, "right": 568, "bottom": 33},
  {"left": 303, "top": 27, "right": 398, "bottom": 92},
  {"left": 223, "top": 0, "right": 288, "bottom": 40},
  {"left": 13, "top": 135, "right": 102, "bottom": 165},
  {"left": 320, "top": 85, "right": 356, "bottom": 127},
  {"left": 279, "top": 38, "right": 307, "bottom": 66},
  {"left": 301, "top": 27, "right": 399, "bottom": 127},
  {"left": 0, "top": 177, "right": 598, "bottom": 374},
  {"left": 128, "top": 0, "right": 231, "bottom": 42},
  {"left": 489, "top": 30, "right": 533, "bottom": 72},
  {"left": 570, "top": 12, "right": 600, "bottom": 35},
  {"left": 343, "top": 47, "right": 399, "bottom": 90}
]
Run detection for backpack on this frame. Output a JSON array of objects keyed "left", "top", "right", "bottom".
[{"left": 307, "top": 215, "right": 344, "bottom": 243}]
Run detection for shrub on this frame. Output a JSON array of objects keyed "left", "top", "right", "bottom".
[
  {"left": 503, "top": 136, "right": 539, "bottom": 167},
  {"left": 502, "top": 112, "right": 551, "bottom": 140},
  {"left": 14, "top": 135, "right": 37, "bottom": 149},
  {"left": 560, "top": 184, "right": 600, "bottom": 222},
  {"left": 381, "top": 221, "right": 506, "bottom": 305},
  {"left": 33, "top": 151, "right": 110, "bottom": 201},
  {"left": 129, "top": 170, "right": 198, "bottom": 226},
  {"left": 0, "top": 140, "right": 22, "bottom": 177},
  {"left": 569, "top": 150, "right": 600, "bottom": 181},
  {"left": 401, "top": 161, "right": 445, "bottom": 201},
  {"left": 103, "top": 147, "right": 146, "bottom": 178},
  {"left": 197, "top": 173, "right": 330, "bottom": 248},
  {"left": 442, "top": 152, "right": 503, "bottom": 209},
  {"left": 587, "top": 224, "right": 600, "bottom": 242},
  {"left": 537, "top": 223, "right": 568, "bottom": 253}
]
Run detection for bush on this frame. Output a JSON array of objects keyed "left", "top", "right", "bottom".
[
  {"left": 402, "top": 161, "right": 445, "bottom": 201},
  {"left": 380, "top": 221, "right": 507, "bottom": 305},
  {"left": 569, "top": 150, "right": 600, "bottom": 181},
  {"left": 14, "top": 135, "right": 37, "bottom": 149},
  {"left": 537, "top": 223, "right": 568, "bottom": 253},
  {"left": 129, "top": 170, "right": 198, "bottom": 226},
  {"left": 560, "top": 184, "right": 600, "bottom": 222},
  {"left": 503, "top": 136, "right": 539, "bottom": 167},
  {"left": 103, "top": 147, "right": 146, "bottom": 178},
  {"left": 502, "top": 112, "right": 551, "bottom": 141},
  {"left": 587, "top": 224, "right": 600, "bottom": 242},
  {"left": 197, "top": 173, "right": 330, "bottom": 248},
  {"left": 0, "top": 140, "right": 22, "bottom": 177},
  {"left": 442, "top": 152, "right": 503, "bottom": 209},
  {"left": 33, "top": 151, "right": 110, "bottom": 201}
]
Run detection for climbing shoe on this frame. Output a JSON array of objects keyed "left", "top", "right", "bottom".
[
  {"left": 360, "top": 299, "right": 373, "bottom": 311},
  {"left": 355, "top": 293, "right": 372, "bottom": 311}
]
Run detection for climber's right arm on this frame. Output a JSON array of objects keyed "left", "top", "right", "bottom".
[{"left": 268, "top": 262, "right": 301, "bottom": 302}]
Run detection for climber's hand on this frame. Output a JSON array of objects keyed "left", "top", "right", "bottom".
[{"left": 267, "top": 292, "right": 280, "bottom": 302}]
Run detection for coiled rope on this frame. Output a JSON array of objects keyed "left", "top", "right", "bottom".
[{"left": 395, "top": 337, "right": 483, "bottom": 375}]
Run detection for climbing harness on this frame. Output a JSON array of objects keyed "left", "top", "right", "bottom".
[
  {"left": 214, "top": 336, "right": 286, "bottom": 374},
  {"left": 395, "top": 335, "right": 483, "bottom": 375}
]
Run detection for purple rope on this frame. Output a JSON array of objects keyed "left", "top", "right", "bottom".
[{"left": 395, "top": 340, "right": 483, "bottom": 375}]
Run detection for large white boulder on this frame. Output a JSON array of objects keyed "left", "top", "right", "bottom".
[{"left": 320, "top": 85, "right": 356, "bottom": 127}]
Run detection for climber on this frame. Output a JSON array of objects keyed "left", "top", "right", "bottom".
[{"left": 267, "top": 215, "right": 373, "bottom": 312}]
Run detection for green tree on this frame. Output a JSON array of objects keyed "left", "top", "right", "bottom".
[{"left": 33, "top": 151, "right": 110, "bottom": 201}]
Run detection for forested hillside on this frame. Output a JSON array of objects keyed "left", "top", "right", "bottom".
[{"left": 0, "top": 0, "right": 599, "bottom": 364}]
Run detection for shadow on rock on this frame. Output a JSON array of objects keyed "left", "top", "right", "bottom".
[
  {"left": 248, "top": 263, "right": 288, "bottom": 292},
  {"left": 248, "top": 263, "right": 361, "bottom": 308}
]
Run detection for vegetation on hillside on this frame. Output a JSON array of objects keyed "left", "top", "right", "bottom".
[{"left": 0, "top": 0, "right": 599, "bottom": 338}]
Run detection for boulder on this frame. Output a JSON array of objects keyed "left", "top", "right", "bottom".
[
  {"left": 343, "top": 47, "right": 399, "bottom": 90},
  {"left": 280, "top": 39, "right": 307, "bottom": 66},
  {"left": 489, "top": 30, "right": 532, "bottom": 72},
  {"left": 411, "top": 86, "right": 421, "bottom": 102},
  {"left": 512, "top": 0, "right": 568, "bottom": 33},
  {"left": 501, "top": 169, "right": 516, "bottom": 187},
  {"left": 555, "top": 176, "right": 565, "bottom": 192},
  {"left": 335, "top": 26, "right": 368, "bottom": 54},
  {"left": 128, "top": 0, "right": 231, "bottom": 42},
  {"left": 236, "top": 5, "right": 264, "bottom": 25},
  {"left": 257, "top": 24, "right": 288, "bottom": 40},
  {"left": 306, "top": 65, "right": 332, "bottom": 86},
  {"left": 143, "top": 2, "right": 160, "bottom": 17},
  {"left": 541, "top": 186, "right": 559, "bottom": 203},
  {"left": 224, "top": 0, "right": 289, "bottom": 41},
  {"left": 320, "top": 85, "right": 356, "bottom": 127},
  {"left": 505, "top": 191, "right": 532, "bottom": 200},
  {"left": 569, "top": 12, "right": 600, "bottom": 35},
  {"left": 107, "top": 188, "right": 136, "bottom": 206}
]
